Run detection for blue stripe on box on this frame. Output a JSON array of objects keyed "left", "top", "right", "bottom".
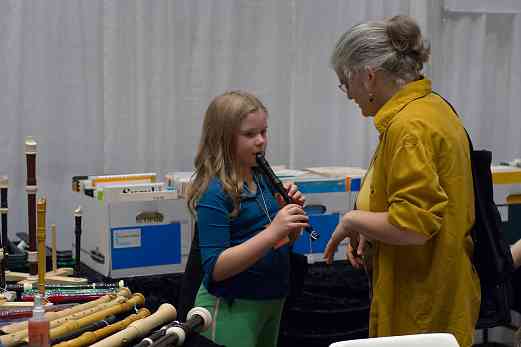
[
  {"left": 293, "top": 213, "right": 340, "bottom": 255},
  {"left": 111, "top": 223, "right": 181, "bottom": 270},
  {"left": 295, "top": 179, "right": 346, "bottom": 194}
]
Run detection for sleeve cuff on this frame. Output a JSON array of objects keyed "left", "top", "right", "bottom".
[{"left": 388, "top": 199, "right": 444, "bottom": 238}]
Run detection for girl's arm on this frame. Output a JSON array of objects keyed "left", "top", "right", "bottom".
[{"left": 212, "top": 203, "right": 308, "bottom": 281}]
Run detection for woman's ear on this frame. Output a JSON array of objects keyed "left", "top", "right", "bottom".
[{"left": 363, "top": 66, "right": 377, "bottom": 92}]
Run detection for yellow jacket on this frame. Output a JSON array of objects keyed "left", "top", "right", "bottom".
[{"left": 368, "top": 78, "right": 481, "bottom": 347}]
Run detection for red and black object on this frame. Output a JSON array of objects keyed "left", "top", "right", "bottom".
[
  {"left": 0, "top": 180, "right": 7, "bottom": 288},
  {"left": 26, "top": 140, "right": 38, "bottom": 276},
  {"left": 21, "top": 290, "right": 113, "bottom": 304},
  {"left": 74, "top": 210, "right": 82, "bottom": 275}
]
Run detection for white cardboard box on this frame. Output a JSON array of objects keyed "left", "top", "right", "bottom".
[
  {"left": 280, "top": 169, "right": 363, "bottom": 263},
  {"left": 75, "top": 191, "right": 192, "bottom": 278}
]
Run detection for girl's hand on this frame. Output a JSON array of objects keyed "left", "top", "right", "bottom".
[
  {"left": 269, "top": 203, "right": 309, "bottom": 241},
  {"left": 284, "top": 182, "right": 306, "bottom": 206},
  {"left": 288, "top": 229, "right": 303, "bottom": 243}
]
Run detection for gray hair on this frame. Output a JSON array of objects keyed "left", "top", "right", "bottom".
[{"left": 331, "top": 15, "right": 430, "bottom": 84}]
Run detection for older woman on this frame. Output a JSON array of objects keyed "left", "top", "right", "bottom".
[{"left": 323, "top": 15, "right": 480, "bottom": 347}]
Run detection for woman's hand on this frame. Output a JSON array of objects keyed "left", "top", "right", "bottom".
[
  {"left": 511, "top": 238, "right": 521, "bottom": 270},
  {"left": 347, "top": 233, "right": 369, "bottom": 269},
  {"left": 323, "top": 212, "right": 354, "bottom": 264},
  {"left": 268, "top": 203, "right": 309, "bottom": 242}
]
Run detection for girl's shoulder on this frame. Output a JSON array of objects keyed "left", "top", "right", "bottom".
[
  {"left": 200, "top": 177, "right": 224, "bottom": 198},
  {"left": 206, "top": 176, "right": 224, "bottom": 192},
  {"left": 198, "top": 177, "right": 231, "bottom": 208}
]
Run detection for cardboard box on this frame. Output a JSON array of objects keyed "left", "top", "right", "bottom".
[
  {"left": 75, "top": 190, "right": 191, "bottom": 278},
  {"left": 279, "top": 168, "right": 364, "bottom": 263}
]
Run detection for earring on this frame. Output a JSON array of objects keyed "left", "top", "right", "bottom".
[{"left": 368, "top": 93, "right": 375, "bottom": 103}]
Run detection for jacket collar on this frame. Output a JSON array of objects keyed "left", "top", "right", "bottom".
[{"left": 373, "top": 77, "right": 432, "bottom": 135}]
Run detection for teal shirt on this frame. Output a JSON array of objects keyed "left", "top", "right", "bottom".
[{"left": 196, "top": 173, "right": 290, "bottom": 300}]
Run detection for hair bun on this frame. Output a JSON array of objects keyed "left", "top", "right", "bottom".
[{"left": 386, "top": 15, "right": 430, "bottom": 64}]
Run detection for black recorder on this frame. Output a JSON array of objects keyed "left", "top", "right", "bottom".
[{"left": 255, "top": 153, "right": 319, "bottom": 241}]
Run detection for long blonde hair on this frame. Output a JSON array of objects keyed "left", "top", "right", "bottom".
[{"left": 187, "top": 91, "right": 268, "bottom": 217}]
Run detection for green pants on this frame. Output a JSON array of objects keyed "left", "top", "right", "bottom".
[{"left": 194, "top": 285, "right": 285, "bottom": 347}]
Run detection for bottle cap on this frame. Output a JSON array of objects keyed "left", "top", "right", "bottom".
[{"left": 32, "top": 294, "right": 45, "bottom": 320}]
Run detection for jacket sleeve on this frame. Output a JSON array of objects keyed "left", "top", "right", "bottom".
[{"left": 384, "top": 124, "right": 449, "bottom": 238}]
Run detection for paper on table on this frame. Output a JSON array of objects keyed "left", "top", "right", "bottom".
[{"left": 305, "top": 166, "right": 367, "bottom": 178}]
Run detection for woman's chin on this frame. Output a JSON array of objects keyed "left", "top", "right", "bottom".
[{"left": 360, "top": 107, "right": 375, "bottom": 118}]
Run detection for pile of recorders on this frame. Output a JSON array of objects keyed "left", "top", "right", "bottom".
[
  {"left": 3, "top": 282, "right": 125, "bottom": 306},
  {"left": 0, "top": 287, "right": 212, "bottom": 347},
  {"left": 0, "top": 283, "right": 124, "bottom": 326}
]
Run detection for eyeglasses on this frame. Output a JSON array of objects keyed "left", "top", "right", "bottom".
[
  {"left": 338, "top": 82, "right": 348, "bottom": 94},
  {"left": 337, "top": 70, "right": 352, "bottom": 95}
]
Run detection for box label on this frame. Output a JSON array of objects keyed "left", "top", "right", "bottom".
[{"left": 113, "top": 228, "right": 141, "bottom": 248}]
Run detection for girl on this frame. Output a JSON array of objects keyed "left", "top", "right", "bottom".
[{"left": 186, "top": 91, "right": 309, "bottom": 347}]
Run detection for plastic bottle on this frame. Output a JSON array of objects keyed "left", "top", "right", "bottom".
[{"left": 28, "top": 294, "right": 49, "bottom": 347}]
